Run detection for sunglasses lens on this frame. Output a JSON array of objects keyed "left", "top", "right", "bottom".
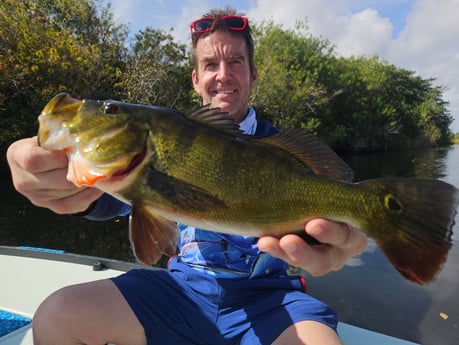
[
  {"left": 191, "top": 16, "right": 248, "bottom": 34},
  {"left": 193, "top": 19, "right": 214, "bottom": 32},
  {"left": 223, "top": 17, "right": 246, "bottom": 29}
]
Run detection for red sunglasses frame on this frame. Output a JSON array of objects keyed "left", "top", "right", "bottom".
[{"left": 190, "top": 16, "right": 249, "bottom": 34}]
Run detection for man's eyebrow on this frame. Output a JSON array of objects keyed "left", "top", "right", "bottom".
[
  {"left": 200, "top": 56, "right": 216, "bottom": 64},
  {"left": 198, "top": 53, "right": 246, "bottom": 65},
  {"left": 228, "top": 54, "right": 245, "bottom": 60}
]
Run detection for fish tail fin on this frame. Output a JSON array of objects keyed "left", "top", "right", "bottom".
[
  {"left": 129, "top": 205, "right": 178, "bottom": 265},
  {"left": 361, "top": 178, "right": 459, "bottom": 284}
]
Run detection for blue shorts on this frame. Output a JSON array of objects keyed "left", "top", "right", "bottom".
[{"left": 112, "top": 257, "right": 337, "bottom": 345}]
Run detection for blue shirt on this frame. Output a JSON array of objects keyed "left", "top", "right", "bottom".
[{"left": 85, "top": 109, "right": 287, "bottom": 278}]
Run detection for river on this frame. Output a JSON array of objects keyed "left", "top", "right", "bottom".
[{"left": 1, "top": 145, "right": 459, "bottom": 344}]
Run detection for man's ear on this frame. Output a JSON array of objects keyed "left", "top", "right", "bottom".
[
  {"left": 192, "top": 69, "right": 200, "bottom": 94},
  {"left": 250, "top": 65, "right": 258, "bottom": 89}
]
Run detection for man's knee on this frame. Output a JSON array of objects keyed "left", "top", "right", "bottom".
[{"left": 33, "top": 286, "right": 79, "bottom": 344}]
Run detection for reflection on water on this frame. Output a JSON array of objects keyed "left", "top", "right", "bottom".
[
  {"left": 1, "top": 146, "right": 459, "bottom": 344},
  {"left": 343, "top": 146, "right": 451, "bottom": 181}
]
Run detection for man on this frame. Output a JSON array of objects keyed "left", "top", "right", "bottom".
[{"left": 7, "top": 7, "right": 367, "bottom": 345}]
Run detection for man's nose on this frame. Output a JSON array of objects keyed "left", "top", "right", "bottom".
[{"left": 216, "top": 62, "right": 231, "bottom": 81}]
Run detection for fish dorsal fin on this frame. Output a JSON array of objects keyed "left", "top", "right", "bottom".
[
  {"left": 184, "top": 105, "right": 245, "bottom": 137},
  {"left": 258, "top": 129, "right": 354, "bottom": 181}
]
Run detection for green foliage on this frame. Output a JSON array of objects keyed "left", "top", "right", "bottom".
[
  {"left": 0, "top": 0, "right": 128, "bottom": 144},
  {"left": 121, "top": 28, "right": 193, "bottom": 110},
  {"left": 252, "top": 21, "right": 453, "bottom": 150},
  {"left": 0, "top": 2, "right": 453, "bottom": 152},
  {"left": 252, "top": 21, "right": 334, "bottom": 132},
  {"left": 328, "top": 56, "right": 453, "bottom": 150}
]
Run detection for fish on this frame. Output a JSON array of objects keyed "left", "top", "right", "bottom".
[{"left": 37, "top": 92, "right": 459, "bottom": 285}]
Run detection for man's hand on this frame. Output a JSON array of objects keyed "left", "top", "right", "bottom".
[
  {"left": 7, "top": 137, "right": 102, "bottom": 214},
  {"left": 258, "top": 219, "right": 368, "bottom": 276}
]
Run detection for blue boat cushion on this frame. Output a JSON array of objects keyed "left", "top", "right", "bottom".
[{"left": 0, "top": 309, "right": 31, "bottom": 337}]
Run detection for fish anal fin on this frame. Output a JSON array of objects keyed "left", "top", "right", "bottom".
[
  {"left": 129, "top": 204, "right": 178, "bottom": 265},
  {"left": 257, "top": 129, "right": 354, "bottom": 181},
  {"left": 377, "top": 238, "right": 451, "bottom": 285}
]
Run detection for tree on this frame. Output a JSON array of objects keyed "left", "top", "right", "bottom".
[
  {"left": 0, "top": 6, "right": 452, "bottom": 152},
  {"left": 0, "top": 0, "right": 128, "bottom": 145},
  {"left": 251, "top": 19, "right": 453, "bottom": 151},
  {"left": 252, "top": 21, "right": 336, "bottom": 134},
  {"left": 120, "top": 27, "right": 193, "bottom": 110},
  {"left": 331, "top": 56, "right": 453, "bottom": 150}
]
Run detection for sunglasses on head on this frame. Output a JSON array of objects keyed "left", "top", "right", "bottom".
[{"left": 190, "top": 15, "right": 248, "bottom": 34}]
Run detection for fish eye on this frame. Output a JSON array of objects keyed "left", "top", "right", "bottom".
[{"left": 103, "top": 103, "right": 119, "bottom": 114}]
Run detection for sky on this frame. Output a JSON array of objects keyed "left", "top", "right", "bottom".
[{"left": 106, "top": 0, "right": 459, "bottom": 132}]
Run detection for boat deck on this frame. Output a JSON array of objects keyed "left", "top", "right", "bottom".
[{"left": 0, "top": 246, "right": 418, "bottom": 345}]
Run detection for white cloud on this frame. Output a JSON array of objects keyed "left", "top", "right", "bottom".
[
  {"left": 245, "top": 0, "right": 395, "bottom": 59},
  {"left": 388, "top": 0, "right": 459, "bottom": 130},
  {"left": 333, "top": 9, "right": 393, "bottom": 57}
]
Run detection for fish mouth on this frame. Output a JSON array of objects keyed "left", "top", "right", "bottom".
[{"left": 112, "top": 143, "right": 148, "bottom": 178}]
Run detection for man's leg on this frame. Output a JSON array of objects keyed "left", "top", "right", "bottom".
[
  {"left": 272, "top": 320, "right": 344, "bottom": 345},
  {"left": 33, "top": 279, "right": 146, "bottom": 345}
]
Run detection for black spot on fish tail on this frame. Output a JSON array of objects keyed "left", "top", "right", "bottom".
[{"left": 384, "top": 194, "right": 403, "bottom": 213}]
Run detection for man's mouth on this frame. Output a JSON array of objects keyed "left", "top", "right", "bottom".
[{"left": 216, "top": 89, "right": 235, "bottom": 94}]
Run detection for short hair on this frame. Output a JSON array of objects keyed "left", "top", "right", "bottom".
[{"left": 190, "top": 6, "right": 255, "bottom": 77}]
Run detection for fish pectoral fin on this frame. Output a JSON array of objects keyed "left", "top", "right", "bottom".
[
  {"left": 257, "top": 129, "right": 354, "bottom": 181},
  {"left": 129, "top": 205, "right": 178, "bottom": 265},
  {"left": 147, "top": 167, "right": 227, "bottom": 211}
]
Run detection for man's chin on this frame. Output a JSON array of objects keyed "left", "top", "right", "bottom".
[{"left": 210, "top": 100, "right": 233, "bottom": 113}]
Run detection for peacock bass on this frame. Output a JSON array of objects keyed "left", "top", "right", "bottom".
[{"left": 38, "top": 93, "right": 459, "bottom": 284}]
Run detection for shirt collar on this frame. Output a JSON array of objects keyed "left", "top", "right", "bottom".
[{"left": 238, "top": 107, "right": 257, "bottom": 135}]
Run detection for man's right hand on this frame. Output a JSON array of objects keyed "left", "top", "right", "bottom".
[{"left": 6, "top": 136, "right": 102, "bottom": 214}]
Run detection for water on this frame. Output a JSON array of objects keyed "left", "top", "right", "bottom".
[
  {"left": 1, "top": 146, "right": 459, "bottom": 344},
  {"left": 0, "top": 163, "right": 135, "bottom": 262},
  {"left": 308, "top": 146, "right": 459, "bottom": 345}
]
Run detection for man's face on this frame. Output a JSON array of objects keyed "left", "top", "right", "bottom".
[{"left": 192, "top": 30, "right": 257, "bottom": 124}]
